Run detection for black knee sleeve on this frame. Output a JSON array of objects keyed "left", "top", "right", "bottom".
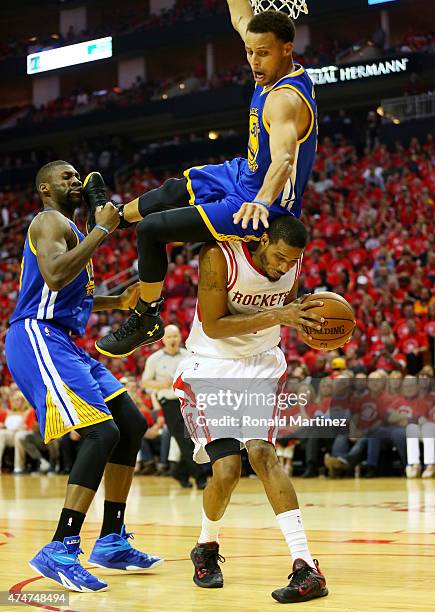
[
  {"left": 136, "top": 207, "right": 214, "bottom": 282},
  {"left": 68, "top": 419, "right": 120, "bottom": 490},
  {"left": 138, "top": 178, "right": 189, "bottom": 218},
  {"left": 205, "top": 438, "right": 241, "bottom": 465},
  {"left": 106, "top": 392, "right": 148, "bottom": 467}
]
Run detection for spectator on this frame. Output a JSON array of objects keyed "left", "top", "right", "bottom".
[
  {"left": 0, "top": 389, "right": 28, "bottom": 472},
  {"left": 141, "top": 325, "right": 207, "bottom": 489},
  {"left": 15, "top": 408, "right": 59, "bottom": 473}
]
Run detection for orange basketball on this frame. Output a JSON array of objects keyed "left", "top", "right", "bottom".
[{"left": 298, "top": 291, "right": 356, "bottom": 351}]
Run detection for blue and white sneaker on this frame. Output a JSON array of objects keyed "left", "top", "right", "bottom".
[
  {"left": 88, "top": 525, "right": 164, "bottom": 571},
  {"left": 29, "top": 536, "right": 108, "bottom": 592}
]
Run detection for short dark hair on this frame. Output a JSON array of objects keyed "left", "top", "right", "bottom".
[
  {"left": 35, "top": 160, "right": 71, "bottom": 193},
  {"left": 268, "top": 215, "right": 308, "bottom": 248},
  {"left": 247, "top": 10, "right": 295, "bottom": 43}
]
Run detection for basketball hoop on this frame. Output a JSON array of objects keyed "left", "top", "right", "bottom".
[{"left": 250, "top": 0, "right": 308, "bottom": 20}]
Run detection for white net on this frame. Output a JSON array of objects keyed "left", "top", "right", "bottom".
[{"left": 250, "top": 0, "right": 308, "bottom": 20}]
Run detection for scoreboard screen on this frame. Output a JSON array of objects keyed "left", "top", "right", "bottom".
[{"left": 27, "top": 37, "right": 112, "bottom": 75}]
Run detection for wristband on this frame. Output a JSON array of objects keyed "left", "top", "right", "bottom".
[
  {"left": 95, "top": 224, "right": 110, "bottom": 235},
  {"left": 253, "top": 200, "right": 270, "bottom": 209}
]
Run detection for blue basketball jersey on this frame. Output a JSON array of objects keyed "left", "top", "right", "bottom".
[
  {"left": 10, "top": 211, "right": 94, "bottom": 336},
  {"left": 239, "top": 65, "right": 317, "bottom": 217}
]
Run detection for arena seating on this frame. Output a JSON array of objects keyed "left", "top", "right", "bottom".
[{"left": 0, "top": 133, "right": 433, "bottom": 385}]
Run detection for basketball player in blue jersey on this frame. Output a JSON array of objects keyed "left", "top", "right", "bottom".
[
  {"left": 5, "top": 161, "right": 163, "bottom": 593},
  {"left": 82, "top": 3, "right": 316, "bottom": 357}
]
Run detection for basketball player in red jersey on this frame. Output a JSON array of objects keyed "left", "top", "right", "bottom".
[{"left": 173, "top": 216, "right": 328, "bottom": 604}]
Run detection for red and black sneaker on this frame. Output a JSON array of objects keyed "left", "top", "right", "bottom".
[
  {"left": 191, "top": 542, "right": 225, "bottom": 588},
  {"left": 271, "top": 558, "right": 328, "bottom": 603}
]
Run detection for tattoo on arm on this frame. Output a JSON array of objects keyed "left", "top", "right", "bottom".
[{"left": 201, "top": 251, "right": 226, "bottom": 291}]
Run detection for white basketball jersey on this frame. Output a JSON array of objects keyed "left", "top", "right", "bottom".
[{"left": 185, "top": 241, "right": 301, "bottom": 358}]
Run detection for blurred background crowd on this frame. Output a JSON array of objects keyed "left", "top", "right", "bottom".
[{"left": 0, "top": 0, "right": 433, "bottom": 483}]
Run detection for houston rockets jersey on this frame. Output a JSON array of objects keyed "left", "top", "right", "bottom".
[
  {"left": 186, "top": 241, "right": 301, "bottom": 358},
  {"left": 10, "top": 211, "right": 94, "bottom": 336}
]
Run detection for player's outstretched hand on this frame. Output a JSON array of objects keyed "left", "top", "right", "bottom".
[
  {"left": 278, "top": 295, "right": 324, "bottom": 341},
  {"left": 117, "top": 282, "right": 140, "bottom": 310},
  {"left": 95, "top": 202, "right": 120, "bottom": 233},
  {"left": 233, "top": 202, "right": 270, "bottom": 230}
]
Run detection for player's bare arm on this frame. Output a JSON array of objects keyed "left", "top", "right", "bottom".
[
  {"left": 226, "top": 0, "right": 253, "bottom": 42},
  {"left": 31, "top": 205, "right": 119, "bottom": 291},
  {"left": 93, "top": 282, "right": 140, "bottom": 312},
  {"left": 199, "top": 244, "right": 323, "bottom": 339},
  {"left": 234, "top": 88, "right": 310, "bottom": 229}
]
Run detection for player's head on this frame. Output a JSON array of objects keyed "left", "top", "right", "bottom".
[
  {"left": 245, "top": 11, "right": 295, "bottom": 86},
  {"left": 402, "top": 375, "right": 419, "bottom": 399},
  {"left": 256, "top": 216, "right": 307, "bottom": 282},
  {"left": 162, "top": 324, "right": 182, "bottom": 353},
  {"left": 35, "top": 160, "right": 82, "bottom": 211},
  {"left": 367, "top": 370, "right": 387, "bottom": 394}
]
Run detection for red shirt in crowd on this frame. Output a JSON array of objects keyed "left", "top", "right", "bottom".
[{"left": 387, "top": 395, "right": 429, "bottom": 422}]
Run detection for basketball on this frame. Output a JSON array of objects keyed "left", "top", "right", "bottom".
[{"left": 299, "top": 291, "right": 356, "bottom": 350}]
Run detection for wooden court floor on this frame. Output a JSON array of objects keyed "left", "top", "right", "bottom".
[{"left": 0, "top": 474, "right": 433, "bottom": 611}]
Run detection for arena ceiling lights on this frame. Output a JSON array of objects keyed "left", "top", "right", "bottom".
[{"left": 27, "top": 37, "right": 112, "bottom": 75}]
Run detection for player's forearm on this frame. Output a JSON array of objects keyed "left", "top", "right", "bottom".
[
  {"left": 255, "top": 156, "right": 294, "bottom": 206},
  {"left": 227, "top": 0, "right": 253, "bottom": 33},
  {"left": 203, "top": 309, "right": 282, "bottom": 339},
  {"left": 92, "top": 295, "right": 123, "bottom": 312},
  {"left": 141, "top": 379, "right": 166, "bottom": 390},
  {"left": 45, "top": 228, "right": 107, "bottom": 291}
]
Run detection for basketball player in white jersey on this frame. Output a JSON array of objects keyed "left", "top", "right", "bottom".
[{"left": 173, "top": 216, "right": 328, "bottom": 603}]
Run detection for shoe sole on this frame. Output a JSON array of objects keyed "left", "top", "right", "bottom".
[
  {"left": 28, "top": 562, "right": 108, "bottom": 593},
  {"left": 88, "top": 559, "right": 164, "bottom": 571},
  {"left": 271, "top": 587, "right": 329, "bottom": 603},
  {"left": 192, "top": 574, "right": 224, "bottom": 588},
  {"left": 95, "top": 333, "right": 165, "bottom": 358}
]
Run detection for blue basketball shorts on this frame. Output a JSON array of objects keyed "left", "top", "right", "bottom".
[
  {"left": 5, "top": 320, "right": 125, "bottom": 443},
  {"left": 184, "top": 158, "right": 291, "bottom": 242}
]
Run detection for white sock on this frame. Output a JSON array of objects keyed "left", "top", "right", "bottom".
[
  {"left": 198, "top": 509, "right": 223, "bottom": 544},
  {"left": 406, "top": 436, "right": 420, "bottom": 465},
  {"left": 423, "top": 440, "right": 435, "bottom": 465},
  {"left": 276, "top": 509, "right": 315, "bottom": 568}
]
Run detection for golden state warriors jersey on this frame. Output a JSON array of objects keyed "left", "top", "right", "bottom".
[
  {"left": 10, "top": 212, "right": 95, "bottom": 336},
  {"left": 240, "top": 65, "right": 317, "bottom": 217}
]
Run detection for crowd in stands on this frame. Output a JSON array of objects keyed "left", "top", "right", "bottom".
[
  {"left": 0, "top": 0, "right": 226, "bottom": 60},
  {"left": 2, "top": 25, "right": 434, "bottom": 132},
  {"left": 0, "top": 131, "right": 433, "bottom": 480},
  {"left": 1, "top": 63, "right": 253, "bottom": 131}
]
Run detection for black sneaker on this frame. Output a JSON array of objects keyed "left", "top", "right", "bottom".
[
  {"left": 83, "top": 172, "right": 108, "bottom": 233},
  {"left": 191, "top": 542, "right": 225, "bottom": 588},
  {"left": 95, "top": 298, "right": 165, "bottom": 357},
  {"left": 271, "top": 558, "right": 328, "bottom": 603}
]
